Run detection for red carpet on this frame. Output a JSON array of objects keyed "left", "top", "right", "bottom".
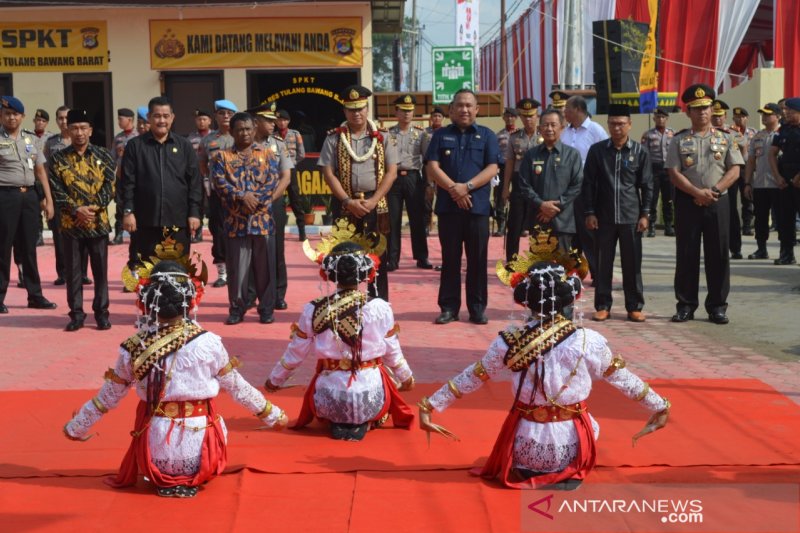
[{"left": 1, "top": 379, "right": 798, "bottom": 531}]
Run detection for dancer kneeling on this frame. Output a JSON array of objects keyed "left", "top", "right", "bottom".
[
  {"left": 265, "top": 222, "right": 414, "bottom": 441},
  {"left": 419, "top": 235, "right": 669, "bottom": 489},
  {"left": 64, "top": 259, "right": 287, "bottom": 498}
]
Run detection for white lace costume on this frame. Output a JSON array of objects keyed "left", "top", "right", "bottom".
[
  {"left": 65, "top": 330, "right": 285, "bottom": 476},
  {"left": 269, "top": 298, "right": 412, "bottom": 424},
  {"left": 428, "top": 326, "right": 667, "bottom": 473}
]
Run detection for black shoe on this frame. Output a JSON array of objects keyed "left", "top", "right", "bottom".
[
  {"left": 111, "top": 233, "right": 124, "bottom": 245},
  {"left": 28, "top": 298, "right": 57, "bottom": 310},
  {"left": 54, "top": 277, "right": 65, "bottom": 285},
  {"left": 468, "top": 313, "right": 488, "bottom": 325},
  {"left": 731, "top": 252, "right": 743, "bottom": 260},
  {"left": 646, "top": 227, "right": 656, "bottom": 237},
  {"left": 82, "top": 277, "right": 92, "bottom": 285},
  {"left": 385, "top": 263, "right": 398, "bottom": 272},
  {"left": 708, "top": 312, "right": 729, "bottom": 325},
  {"left": 274, "top": 299, "right": 288, "bottom": 310},
  {"left": 259, "top": 313, "right": 275, "bottom": 324},
  {"left": 212, "top": 278, "right": 227, "bottom": 288},
  {"left": 671, "top": 310, "right": 694, "bottom": 322},
  {"left": 225, "top": 313, "right": 243, "bottom": 325},
  {"left": 748, "top": 249, "right": 769, "bottom": 260},
  {"left": 16, "top": 280, "right": 25, "bottom": 288},
  {"left": 774, "top": 255, "right": 796, "bottom": 265},
  {"left": 742, "top": 227, "right": 754, "bottom": 236},
  {"left": 433, "top": 265, "right": 443, "bottom": 272},
  {"left": 416, "top": 259, "right": 433, "bottom": 269},
  {"left": 65, "top": 318, "right": 84, "bottom": 331},
  {"left": 434, "top": 311, "right": 459, "bottom": 324},
  {"left": 0, "top": 304, "right": 7, "bottom": 314},
  {"left": 664, "top": 226, "right": 675, "bottom": 237},
  {"left": 96, "top": 318, "right": 112, "bottom": 330},
  {"left": 36, "top": 234, "right": 44, "bottom": 247},
  {"left": 298, "top": 233, "right": 307, "bottom": 242}
]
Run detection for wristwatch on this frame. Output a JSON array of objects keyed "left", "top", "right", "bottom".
[
  {"left": 711, "top": 186, "right": 721, "bottom": 194},
  {"left": 466, "top": 181, "right": 475, "bottom": 191}
]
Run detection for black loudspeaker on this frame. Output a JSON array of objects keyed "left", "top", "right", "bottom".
[{"left": 593, "top": 19, "right": 649, "bottom": 113}]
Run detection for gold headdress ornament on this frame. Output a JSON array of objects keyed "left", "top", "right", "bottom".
[
  {"left": 303, "top": 218, "right": 386, "bottom": 263},
  {"left": 496, "top": 226, "right": 589, "bottom": 287},
  {"left": 122, "top": 230, "right": 208, "bottom": 292}
]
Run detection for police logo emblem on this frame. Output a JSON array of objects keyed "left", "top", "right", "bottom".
[
  {"left": 80, "top": 27, "right": 100, "bottom": 50},
  {"left": 349, "top": 89, "right": 360, "bottom": 100},
  {"left": 404, "top": 95, "right": 412, "bottom": 104},
  {"left": 331, "top": 28, "right": 356, "bottom": 56},
  {"left": 695, "top": 87, "right": 705, "bottom": 98},
  {"left": 154, "top": 29, "right": 186, "bottom": 59}
]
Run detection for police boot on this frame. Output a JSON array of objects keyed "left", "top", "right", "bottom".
[
  {"left": 747, "top": 242, "right": 768, "bottom": 260},
  {"left": 774, "top": 247, "right": 797, "bottom": 265},
  {"left": 492, "top": 220, "right": 506, "bottom": 237}
]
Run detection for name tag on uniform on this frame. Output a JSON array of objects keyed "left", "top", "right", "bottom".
[
  {"left": 27, "top": 158, "right": 34, "bottom": 170},
  {"left": 442, "top": 136, "right": 457, "bottom": 142}
]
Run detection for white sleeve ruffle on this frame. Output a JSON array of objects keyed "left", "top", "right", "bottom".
[
  {"left": 217, "top": 369, "right": 284, "bottom": 427},
  {"left": 428, "top": 335, "right": 509, "bottom": 412},
  {"left": 371, "top": 300, "right": 413, "bottom": 383},
  {"left": 269, "top": 303, "right": 315, "bottom": 386}
]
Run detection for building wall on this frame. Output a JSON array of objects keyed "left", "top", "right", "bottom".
[{"left": 1, "top": 2, "right": 373, "bottom": 124}]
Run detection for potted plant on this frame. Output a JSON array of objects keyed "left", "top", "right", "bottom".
[
  {"left": 320, "top": 196, "right": 334, "bottom": 225},
  {"left": 299, "top": 195, "right": 316, "bottom": 226}
]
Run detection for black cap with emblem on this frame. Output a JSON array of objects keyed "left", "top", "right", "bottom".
[
  {"left": 394, "top": 94, "right": 416, "bottom": 111},
  {"left": 341, "top": 85, "right": 371, "bottom": 109},
  {"left": 516, "top": 98, "right": 541, "bottom": 116},
  {"left": 681, "top": 84, "right": 715, "bottom": 108}
]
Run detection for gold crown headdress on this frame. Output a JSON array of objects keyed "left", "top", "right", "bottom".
[
  {"left": 303, "top": 218, "right": 386, "bottom": 263},
  {"left": 122, "top": 231, "right": 208, "bottom": 292},
  {"left": 496, "top": 226, "right": 588, "bottom": 287}
]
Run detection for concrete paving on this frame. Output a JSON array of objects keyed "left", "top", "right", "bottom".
[{"left": 1, "top": 225, "right": 798, "bottom": 405}]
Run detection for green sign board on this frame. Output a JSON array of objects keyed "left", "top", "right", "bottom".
[{"left": 432, "top": 46, "right": 474, "bottom": 104}]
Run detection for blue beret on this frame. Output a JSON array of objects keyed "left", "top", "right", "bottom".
[
  {"left": 785, "top": 98, "right": 800, "bottom": 112},
  {"left": 137, "top": 106, "right": 148, "bottom": 120},
  {"left": 214, "top": 99, "right": 238, "bottom": 113},
  {"left": 1, "top": 96, "right": 25, "bottom": 114}
]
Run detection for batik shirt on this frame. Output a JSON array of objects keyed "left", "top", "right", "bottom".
[
  {"left": 48, "top": 144, "right": 116, "bottom": 238},
  {"left": 211, "top": 143, "right": 281, "bottom": 237}
]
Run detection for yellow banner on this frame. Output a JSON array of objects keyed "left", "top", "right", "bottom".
[
  {"left": 638, "top": 0, "right": 659, "bottom": 92},
  {"left": 0, "top": 21, "right": 108, "bottom": 72},
  {"left": 150, "top": 18, "right": 362, "bottom": 70}
]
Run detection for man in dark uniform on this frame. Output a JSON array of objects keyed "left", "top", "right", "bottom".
[
  {"left": 768, "top": 97, "right": 800, "bottom": 265},
  {"left": 187, "top": 109, "right": 212, "bottom": 243},
  {"left": 640, "top": 106, "right": 675, "bottom": 237},
  {"left": 426, "top": 89, "right": 500, "bottom": 325},
  {"left": 319, "top": 85, "right": 398, "bottom": 300},
  {"left": 275, "top": 108, "right": 307, "bottom": 242},
  {"left": 110, "top": 108, "right": 138, "bottom": 245},
  {"left": 250, "top": 101, "right": 293, "bottom": 311},
  {"left": 492, "top": 107, "right": 517, "bottom": 237},
  {"left": 732, "top": 106, "right": 757, "bottom": 235},
  {"left": 386, "top": 94, "right": 431, "bottom": 270},
  {"left": 516, "top": 108, "right": 583, "bottom": 252},
  {"left": 48, "top": 109, "right": 115, "bottom": 331},
  {"left": 501, "top": 98, "right": 543, "bottom": 261},
  {"left": 420, "top": 106, "right": 446, "bottom": 235},
  {"left": 666, "top": 85, "right": 744, "bottom": 325},
  {"left": 584, "top": 104, "right": 653, "bottom": 322},
  {"left": 0, "top": 96, "right": 57, "bottom": 314},
  {"left": 28, "top": 109, "right": 52, "bottom": 247},
  {"left": 743, "top": 103, "right": 782, "bottom": 260},
  {"left": 198, "top": 99, "right": 238, "bottom": 287},
  {"left": 711, "top": 100, "right": 747, "bottom": 259},
  {"left": 121, "top": 96, "right": 202, "bottom": 267}
]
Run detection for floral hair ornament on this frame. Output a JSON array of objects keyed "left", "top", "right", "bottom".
[
  {"left": 303, "top": 218, "right": 386, "bottom": 283},
  {"left": 122, "top": 229, "right": 208, "bottom": 303},
  {"left": 496, "top": 226, "right": 589, "bottom": 289}
]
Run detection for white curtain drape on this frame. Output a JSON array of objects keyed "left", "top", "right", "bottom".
[{"left": 714, "top": 0, "right": 760, "bottom": 90}]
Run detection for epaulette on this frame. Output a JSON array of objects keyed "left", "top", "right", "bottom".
[{"left": 22, "top": 128, "right": 35, "bottom": 135}]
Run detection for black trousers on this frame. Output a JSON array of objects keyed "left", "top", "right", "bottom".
[
  {"left": 226, "top": 234, "right": 276, "bottom": 316},
  {"left": 674, "top": 190, "right": 730, "bottom": 314},
  {"left": 131, "top": 226, "right": 192, "bottom": 266},
  {"left": 728, "top": 173, "right": 743, "bottom": 254},
  {"left": 492, "top": 171, "right": 506, "bottom": 227},
  {"left": 286, "top": 169, "right": 306, "bottom": 238},
  {"left": 752, "top": 188, "right": 780, "bottom": 247},
  {"left": 437, "top": 211, "right": 489, "bottom": 317},
  {"left": 776, "top": 184, "right": 800, "bottom": 254},
  {"left": 648, "top": 163, "right": 674, "bottom": 229},
  {"left": 594, "top": 222, "right": 644, "bottom": 312},
  {"left": 387, "top": 169, "right": 428, "bottom": 266},
  {"left": 738, "top": 178, "right": 754, "bottom": 229},
  {"left": 505, "top": 187, "right": 530, "bottom": 262},
  {"left": 273, "top": 195, "right": 288, "bottom": 301},
  {"left": 47, "top": 214, "right": 66, "bottom": 279},
  {"left": 572, "top": 195, "right": 597, "bottom": 277},
  {"left": 332, "top": 197, "right": 389, "bottom": 301},
  {"left": 208, "top": 192, "right": 227, "bottom": 265},
  {"left": 0, "top": 187, "right": 46, "bottom": 304},
  {"left": 63, "top": 234, "right": 109, "bottom": 321},
  {"left": 113, "top": 175, "right": 124, "bottom": 237}
]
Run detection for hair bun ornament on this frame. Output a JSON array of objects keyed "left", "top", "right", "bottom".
[
  {"left": 496, "top": 226, "right": 589, "bottom": 286},
  {"left": 121, "top": 231, "right": 208, "bottom": 293},
  {"left": 302, "top": 217, "right": 386, "bottom": 263}
]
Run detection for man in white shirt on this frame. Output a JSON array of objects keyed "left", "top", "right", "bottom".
[{"left": 561, "top": 96, "right": 608, "bottom": 281}]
